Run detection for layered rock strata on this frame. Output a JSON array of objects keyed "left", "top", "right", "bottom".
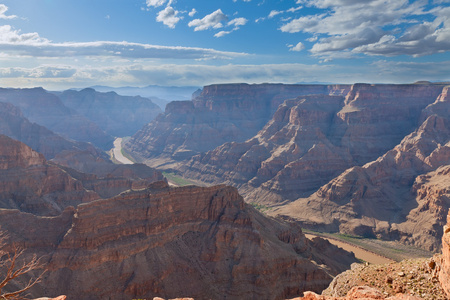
[
  {"left": 0, "top": 135, "right": 356, "bottom": 299},
  {"left": 124, "top": 83, "right": 350, "bottom": 167},
  {"left": 1, "top": 184, "right": 356, "bottom": 300},
  {"left": 182, "top": 83, "right": 447, "bottom": 205},
  {"left": 0, "top": 135, "right": 163, "bottom": 215},
  {"left": 273, "top": 86, "right": 450, "bottom": 251}
]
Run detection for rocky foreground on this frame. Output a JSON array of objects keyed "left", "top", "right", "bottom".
[
  {"left": 150, "top": 209, "right": 450, "bottom": 300},
  {"left": 0, "top": 135, "right": 356, "bottom": 300}
]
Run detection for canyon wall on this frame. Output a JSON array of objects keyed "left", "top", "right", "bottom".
[
  {"left": 182, "top": 83, "right": 447, "bottom": 206},
  {"left": 0, "top": 135, "right": 163, "bottom": 215},
  {"left": 0, "top": 134, "right": 356, "bottom": 299},
  {"left": 2, "top": 184, "right": 356, "bottom": 300},
  {"left": 124, "top": 83, "right": 350, "bottom": 167},
  {"left": 273, "top": 86, "right": 450, "bottom": 251},
  {"left": 0, "top": 101, "right": 107, "bottom": 160},
  {"left": 0, "top": 88, "right": 114, "bottom": 149}
]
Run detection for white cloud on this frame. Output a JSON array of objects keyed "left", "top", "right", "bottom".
[
  {"left": 214, "top": 30, "right": 232, "bottom": 38},
  {"left": 268, "top": 6, "right": 302, "bottom": 19},
  {"left": 268, "top": 10, "right": 282, "bottom": 18},
  {"left": 0, "top": 25, "right": 48, "bottom": 44},
  {"left": 289, "top": 42, "right": 305, "bottom": 51},
  {"left": 5, "top": 59, "right": 450, "bottom": 90},
  {"left": 228, "top": 17, "right": 248, "bottom": 27},
  {"left": 280, "top": 0, "right": 450, "bottom": 57},
  {"left": 156, "top": 6, "right": 182, "bottom": 28},
  {"left": 0, "top": 25, "right": 246, "bottom": 60},
  {"left": 188, "top": 9, "right": 228, "bottom": 31},
  {"left": 146, "top": 0, "right": 167, "bottom": 8},
  {"left": 0, "top": 4, "right": 17, "bottom": 19},
  {"left": 188, "top": 8, "right": 197, "bottom": 17},
  {"left": 213, "top": 18, "right": 248, "bottom": 38}
]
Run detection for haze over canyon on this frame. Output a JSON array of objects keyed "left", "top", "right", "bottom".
[{"left": 0, "top": 81, "right": 449, "bottom": 300}]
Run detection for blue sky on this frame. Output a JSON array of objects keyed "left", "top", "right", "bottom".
[{"left": 0, "top": 0, "right": 449, "bottom": 89}]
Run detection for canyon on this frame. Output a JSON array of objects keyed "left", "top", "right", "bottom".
[
  {"left": 1, "top": 82, "right": 449, "bottom": 299},
  {"left": 126, "top": 82, "right": 450, "bottom": 251},
  {"left": 0, "top": 135, "right": 356, "bottom": 299}
]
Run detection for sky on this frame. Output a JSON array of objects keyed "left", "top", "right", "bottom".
[{"left": 0, "top": 0, "right": 450, "bottom": 89}]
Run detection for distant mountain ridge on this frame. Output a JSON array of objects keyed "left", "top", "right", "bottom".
[
  {"left": 0, "top": 87, "right": 114, "bottom": 149},
  {"left": 89, "top": 84, "right": 200, "bottom": 110},
  {"left": 58, "top": 88, "right": 162, "bottom": 137}
]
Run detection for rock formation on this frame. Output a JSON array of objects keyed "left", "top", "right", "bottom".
[
  {"left": 440, "top": 210, "right": 450, "bottom": 297},
  {"left": 181, "top": 83, "right": 447, "bottom": 206},
  {"left": 273, "top": 86, "right": 450, "bottom": 251},
  {"left": 58, "top": 88, "right": 162, "bottom": 137},
  {"left": 0, "top": 134, "right": 357, "bottom": 299},
  {"left": 124, "top": 83, "right": 350, "bottom": 167},
  {"left": 0, "top": 88, "right": 113, "bottom": 149},
  {"left": 0, "top": 101, "right": 106, "bottom": 160},
  {"left": 0, "top": 135, "right": 163, "bottom": 215},
  {"left": 1, "top": 184, "right": 356, "bottom": 300}
]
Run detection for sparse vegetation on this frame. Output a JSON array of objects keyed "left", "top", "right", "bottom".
[
  {"left": 303, "top": 229, "right": 433, "bottom": 262},
  {"left": 0, "top": 232, "right": 46, "bottom": 300},
  {"left": 162, "top": 172, "right": 196, "bottom": 186},
  {"left": 250, "top": 203, "right": 270, "bottom": 213}
]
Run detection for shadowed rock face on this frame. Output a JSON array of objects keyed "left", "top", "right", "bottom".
[
  {"left": 3, "top": 184, "right": 356, "bottom": 300},
  {"left": 273, "top": 86, "right": 450, "bottom": 251},
  {"left": 0, "top": 101, "right": 107, "bottom": 160},
  {"left": 58, "top": 88, "right": 162, "bottom": 137},
  {"left": 124, "top": 83, "right": 351, "bottom": 167},
  {"left": 0, "top": 135, "right": 164, "bottom": 215},
  {"left": 0, "top": 88, "right": 114, "bottom": 149}
]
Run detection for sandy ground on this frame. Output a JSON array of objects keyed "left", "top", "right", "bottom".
[
  {"left": 112, "top": 138, "right": 134, "bottom": 164},
  {"left": 305, "top": 234, "right": 394, "bottom": 265}
]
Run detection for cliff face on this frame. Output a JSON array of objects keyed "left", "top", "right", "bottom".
[
  {"left": 58, "top": 88, "right": 162, "bottom": 137},
  {"left": 182, "top": 84, "right": 446, "bottom": 206},
  {"left": 183, "top": 95, "right": 353, "bottom": 203},
  {"left": 440, "top": 210, "right": 450, "bottom": 297},
  {"left": 0, "top": 101, "right": 107, "bottom": 160},
  {"left": 0, "top": 135, "right": 164, "bottom": 215},
  {"left": 0, "top": 88, "right": 114, "bottom": 149},
  {"left": 0, "top": 135, "right": 99, "bottom": 216},
  {"left": 273, "top": 86, "right": 450, "bottom": 251},
  {"left": 124, "top": 83, "right": 350, "bottom": 167},
  {"left": 0, "top": 134, "right": 356, "bottom": 299},
  {"left": 3, "top": 185, "right": 356, "bottom": 300}
]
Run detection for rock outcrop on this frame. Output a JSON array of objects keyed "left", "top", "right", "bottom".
[
  {"left": 124, "top": 83, "right": 350, "bottom": 167},
  {"left": 440, "top": 210, "right": 450, "bottom": 297},
  {"left": 291, "top": 286, "right": 424, "bottom": 299},
  {"left": 58, "top": 88, "right": 162, "bottom": 137},
  {"left": 0, "top": 88, "right": 114, "bottom": 149},
  {"left": 273, "top": 86, "right": 450, "bottom": 251},
  {"left": 1, "top": 184, "right": 356, "bottom": 300}
]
